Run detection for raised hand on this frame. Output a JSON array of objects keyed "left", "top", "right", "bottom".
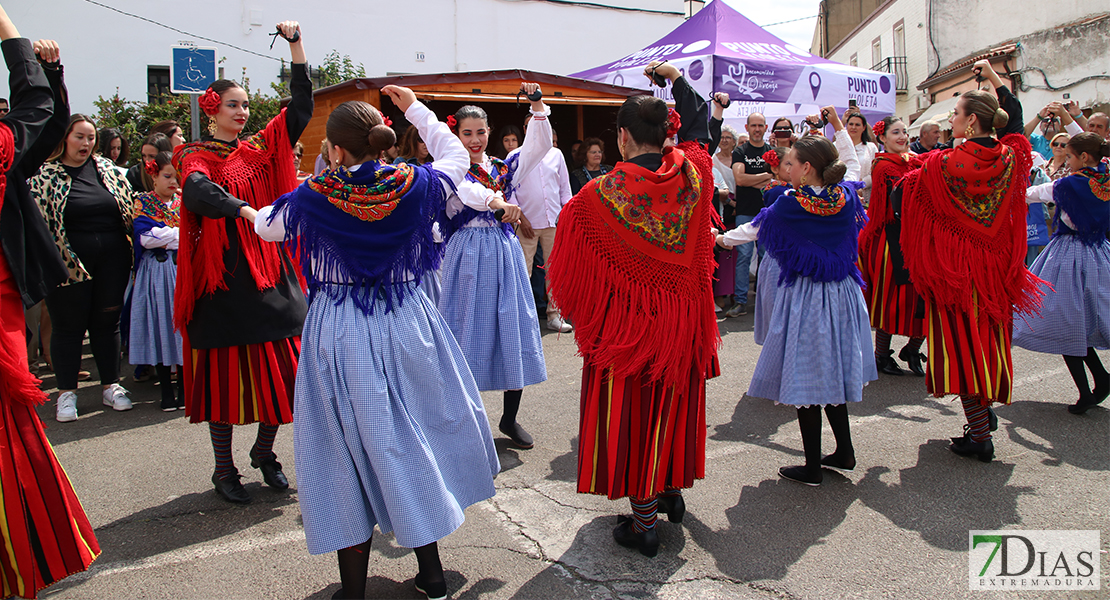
[
  {"left": 32, "top": 39, "right": 59, "bottom": 64},
  {"left": 381, "top": 85, "right": 418, "bottom": 113}
]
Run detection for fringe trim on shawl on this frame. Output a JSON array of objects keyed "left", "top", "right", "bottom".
[
  {"left": 900, "top": 134, "right": 1044, "bottom": 323},
  {"left": 0, "top": 122, "right": 47, "bottom": 406},
  {"left": 271, "top": 165, "right": 453, "bottom": 315},
  {"left": 858, "top": 154, "right": 918, "bottom": 259},
  {"left": 173, "top": 109, "right": 297, "bottom": 331},
  {"left": 753, "top": 199, "right": 866, "bottom": 288},
  {"left": 548, "top": 141, "right": 720, "bottom": 385}
]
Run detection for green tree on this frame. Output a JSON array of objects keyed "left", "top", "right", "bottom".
[{"left": 317, "top": 50, "right": 366, "bottom": 87}]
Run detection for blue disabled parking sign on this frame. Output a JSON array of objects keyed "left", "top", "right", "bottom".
[{"left": 171, "top": 45, "right": 217, "bottom": 94}]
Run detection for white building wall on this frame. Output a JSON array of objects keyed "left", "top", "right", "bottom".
[
  {"left": 928, "top": 0, "right": 1110, "bottom": 77},
  {"left": 1, "top": 0, "right": 684, "bottom": 114},
  {"left": 824, "top": 0, "right": 929, "bottom": 121}
]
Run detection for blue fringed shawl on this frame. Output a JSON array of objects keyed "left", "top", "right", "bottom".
[
  {"left": 444, "top": 153, "right": 520, "bottom": 240},
  {"left": 754, "top": 180, "right": 867, "bottom": 287},
  {"left": 1052, "top": 163, "right": 1110, "bottom": 247},
  {"left": 269, "top": 161, "right": 453, "bottom": 315}
]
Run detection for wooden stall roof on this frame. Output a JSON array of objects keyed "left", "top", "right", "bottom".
[{"left": 286, "top": 69, "right": 650, "bottom": 167}]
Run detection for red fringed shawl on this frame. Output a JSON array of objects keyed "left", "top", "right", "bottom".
[
  {"left": 859, "top": 152, "right": 921, "bottom": 254},
  {"left": 0, "top": 123, "right": 47, "bottom": 405},
  {"left": 900, "top": 134, "right": 1044, "bottom": 323},
  {"left": 547, "top": 141, "right": 720, "bottom": 385},
  {"left": 172, "top": 109, "right": 297, "bottom": 329}
]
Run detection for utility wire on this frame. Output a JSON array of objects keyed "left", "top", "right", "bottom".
[
  {"left": 761, "top": 15, "right": 818, "bottom": 27},
  {"left": 82, "top": 0, "right": 281, "bottom": 62}
]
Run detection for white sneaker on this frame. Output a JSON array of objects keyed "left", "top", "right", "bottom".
[
  {"left": 714, "top": 303, "right": 723, "bottom": 313},
  {"left": 56, "top": 391, "right": 78, "bottom": 422},
  {"left": 547, "top": 317, "right": 573, "bottom": 333},
  {"left": 102, "top": 384, "right": 133, "bottom": 411}
]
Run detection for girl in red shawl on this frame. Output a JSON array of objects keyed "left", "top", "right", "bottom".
[
  {"left": 899, "top": 61, "right": 1043, "bottom": 463},
  {"left": 0, "top": 18, "right": 100, "bottom": 598},
  {"left": 858, "top": 116, "right": 927, "bottom": 376},
  {"left": 173, "top": 21, "right": 312, "bottom": 504},
  {"left": 548, "top": 61, "right": 719, "bottom": 558}
]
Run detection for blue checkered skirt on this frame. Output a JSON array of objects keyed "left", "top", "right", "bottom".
[
  {"left": 1013, "top": 235, "right": 1110, "bottom": 356},
  {"left": 294, "top": 282, "right": 500, "bottom": 554},
  {"left": 749, "top": 274, "right": 877, "bottom": 406},
  {"left": 438, "top": 227, "right": 547, "bottom": 391},
  {"left": 128, "top": 250, "right": 182, "bottom": 366},
  {"left": 754, "top": 254, "right": 781, "bottom": 346}
]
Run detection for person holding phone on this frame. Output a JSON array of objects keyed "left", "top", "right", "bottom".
[
  {"left": 1025, "top": 102, "right": 1082, "bottom": 160},
  {"left": 770, "top": 117, "right": 795, "bottom": 148}
]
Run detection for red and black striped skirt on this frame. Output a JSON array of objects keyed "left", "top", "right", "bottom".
[
  {"left": 577, "top": 357, "right": 718, "bottom": 501},
  {"left": 0, "top": 273, "right": 99, "bottom": 598},
  {"left": 924, "top": 293, "right": 1014, "bottom": 405},
  {"left": 860, "top": 230, "right": 926, "bottom": 338},
  {"left": 182, "top": 336, "right": 299, "bottom": 425}
]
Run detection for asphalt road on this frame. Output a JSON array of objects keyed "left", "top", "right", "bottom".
[{"left": 32, "top": 312, "right": 1109, "bottom": 600}]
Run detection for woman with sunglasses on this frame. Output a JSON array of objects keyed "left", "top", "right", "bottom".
[
  {"left": 769, "top": 118, "right": 796, "bottom": 148},
  {"left": 1046, "top": 133, "right": 1072, "bottom": 180}
]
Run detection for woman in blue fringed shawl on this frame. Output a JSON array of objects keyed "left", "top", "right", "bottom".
[
  {"left": 1015, "top": 132, "right": 1110, "bottom": 415},
  {"left": 716, "top": 106, "right": 877, "bottom": 487},
  {"left": 253, "top": 86, "right": 499, "bottom": 600}
]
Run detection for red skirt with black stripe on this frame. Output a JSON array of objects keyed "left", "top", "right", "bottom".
[
  {"left": 577, "top": 357, "right": 719, "bottom": 501},
  {"left": 182, "top": 335, "right": 299, "bottom": 425},
  {"left": 859, "top": 228, "right": 926, "bottom": 338},
  {"left": 0, "top": 270, "right": 99, "bottom": 599},
  {"left": 924, "top": 293, "right": 1014, "bottom": 406}
]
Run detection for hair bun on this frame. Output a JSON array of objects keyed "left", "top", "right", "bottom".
[
  {"left": 992, "top": 108, "right": 1009, "bottom": 129},
  {"left": 367, "top": 123, "right": 397, "bottom": 157},
  {"left": 823, "top": 160, "right": 848, "bottom": 186},
  {"left": 639, "top": 97, "right": 668, "bottom": 126}
]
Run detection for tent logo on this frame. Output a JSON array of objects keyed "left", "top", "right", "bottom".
[
  {"left": 809, "top": 73, "right": 822, "bottom": 100},
  {"left": 969, "top": 530, "right": 1099, "bottom": 591}
]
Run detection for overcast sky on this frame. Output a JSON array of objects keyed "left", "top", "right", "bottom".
[{"left": 718, "top": 0, "right": 822, "bottom": 52}]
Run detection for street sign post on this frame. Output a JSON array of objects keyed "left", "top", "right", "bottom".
[{"left": 171, "top": 45, "right": 217, "bottom": 141}]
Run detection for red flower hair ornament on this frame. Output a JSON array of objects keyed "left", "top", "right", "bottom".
[
  {"left": 144, "top": 158, "right": 159, "bottom": 177},
  {"left": 198, "top": 89, "right": 222, "bottom": 116},
  {"left": 382, "top": 116, "right": 393, "bottom": 127},
  {"left": 872, "top": 120, "right": 886, "bottom": 138},
  {"left": 446, "top": 115, "right": 457, "bottom": 129},
  {"left": 761, "top": 150, "right": 780, "bottom": 169},
  {"left": 666, "top": 108, "right": 682, "bottom": 138}
]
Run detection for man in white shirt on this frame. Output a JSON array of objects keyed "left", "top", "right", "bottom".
[{"left": 512, "top": 115, "right": 574, "bottom": 332}]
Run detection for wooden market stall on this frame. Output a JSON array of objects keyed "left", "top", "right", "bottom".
[{"left": 290, "top": 69, "right": 650, "bottom": 168}]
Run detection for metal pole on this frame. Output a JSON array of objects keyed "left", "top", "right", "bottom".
[{"left": 189, "top": 94, "right": 201, "bottom": 141}]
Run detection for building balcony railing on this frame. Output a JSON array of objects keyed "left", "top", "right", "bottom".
[{"left": 871, "top": 56, "right": 908, "bottom": 94}]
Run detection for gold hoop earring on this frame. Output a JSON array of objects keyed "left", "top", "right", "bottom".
[
  {"left": 965, "top": 124, "right": 975, "bottom": 139},
  {"left": 207, "top": 119, "right": 218, "bottom": 137}
]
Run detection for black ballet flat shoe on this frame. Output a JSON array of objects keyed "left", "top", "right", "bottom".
[
  {"left": 951, "top": 424, "right": 972, "bottom": 445},
  {"left": 160, "top": 395, "right": 178, "bottom": 412},
  {"left": 875, "top": 351, "right": 905, "bottom": 376},
  {"left": 1068, "top": 396, "right": 1101, "bottom": 415},
  {"left": 414, "top": 572, "right": 448, "bottom": 600},
  {"left": 987, "top": 406, "right": 998, "bottom": 431},
  {"left": 949, "top": 437, "right": 994, "bottom": 463},
  {"left": 820, "top": 452, "right": 856, "bottom": 473},
  {"left": 898, "top": 346, "right": 927, "bottom": 377},
  {"left": 498, "top": 420, "right": 534, "bottom": 449},
  {"left": 656, "top": 493, "right": 686, "bottom": 524},
  {"left": 612, "top": 518, "right": 660, "bottom": 557},
  {"left": 778, "top": 465, "right": 822, "bottom": 486},
  {"left": 249, "top": 447, "right": 290, "bottom": 490},
  {"left": 212, "top": 472, "right": 252, "bottom": 504}
]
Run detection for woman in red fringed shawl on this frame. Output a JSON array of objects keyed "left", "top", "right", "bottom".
[
  {"left": 858, "top": 116, "right": 928, "bottom": 377},
  {"left": 0, "top": 25, "right": 100, "bottom": 598},
  {"left": 899, "top": 61, "right": 1044, "bottom": 463},
  {"left": 172, "top": 21, "right": 312, "bottom": 504},
  {"left": 548, "top": 61, "right": 719, "bottom": 558}
]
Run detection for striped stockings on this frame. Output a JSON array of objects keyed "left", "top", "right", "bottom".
[
  {"left": 210, "top": 423, "right": 236, "bottom": 480},
  {"left": 629, "top": 497, "right": 658, "bottom": 532},
  {"left": 874, "top": 329, "right": 893, "bottom": 356},
  {"left": 960, "top": 395, "right": 992, "bottom": 443},
  {"left": 210, "top": 423, "right": 282, "bottom": 480}
]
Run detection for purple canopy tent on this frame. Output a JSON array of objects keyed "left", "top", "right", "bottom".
[{"left": 571, "top": 0, "right": 896, "bottom": 129}]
